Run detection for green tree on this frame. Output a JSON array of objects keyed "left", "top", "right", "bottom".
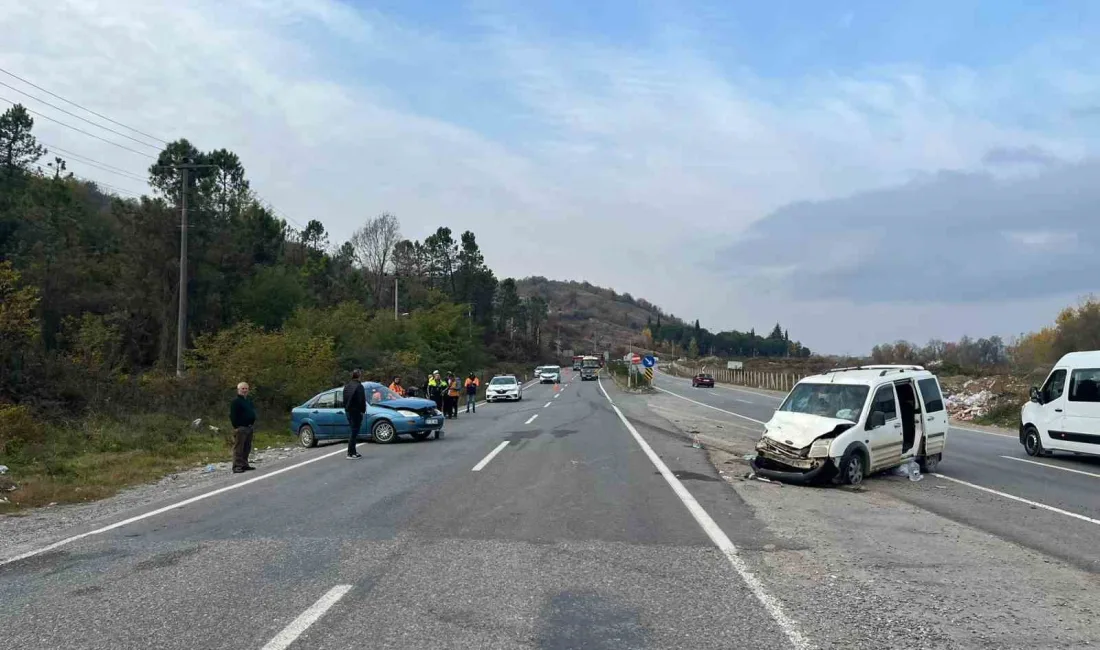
[
  {"left": 688, "top": 337, "right": 700, "bottom": 359},
  {"left": 232, "top": 265, "right": 306, "bottom": 329},
  {"left": 0, "top": 104, "right": 46, "bottom": 174}
]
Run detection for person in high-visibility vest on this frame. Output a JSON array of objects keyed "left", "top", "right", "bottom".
[
  {"left": 464, "top": 373, "right": 480, "bottom": 413},
  {"left": 389, "top": 377, "right": 405, "bottom": 397},
  {"left": 427, "top": 371, "right": 444, "bottom": 412},
  {"left": 445, "top": 373, "right": 461, "bottom": 419}
]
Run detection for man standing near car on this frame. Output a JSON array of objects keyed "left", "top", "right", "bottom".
[
  {"left": 230, "top": 381, "right": 256, "bottom": 474},
  {"left": 343, "top": 369, "right": 366, "bottom": 459},
  {"left": 464, "top": 373, "right": 479, "bottom": 413},
  {"left": 428, "top": 370, "right": 443, "bottom": 412}
]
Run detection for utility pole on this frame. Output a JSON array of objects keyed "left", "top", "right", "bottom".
[
  {"left": 394, "top": 277, "right": 399, "bottom": 321},
  {"left": 176, "top": 166, "right": 188, "bottom": 377}
]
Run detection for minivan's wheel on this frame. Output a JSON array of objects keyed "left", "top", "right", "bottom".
[
  {"left": 918, "top": 453, "right": 941, "bottom": 473},
  {"left": 371, "top": 420, "right": 397, "bottom": 444},
  {"left": 298, "top": 424, "right": 317, "bottom": 448},
  {"left": 837, "top": 449, "right": 866, "bottom": 486},
  {"left": 1023, "top": 426, "right": 1044, "bottom": 457}
]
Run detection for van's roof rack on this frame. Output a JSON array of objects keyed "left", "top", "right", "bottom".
[{"left": 825, "top": 364, "right": 925, "bottom": 377}]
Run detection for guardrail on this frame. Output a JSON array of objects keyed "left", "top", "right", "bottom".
[{"left": 666, "top": 362, "right": 803, "bottom": 393}]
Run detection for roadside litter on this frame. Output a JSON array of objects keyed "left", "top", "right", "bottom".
[
  {"left": 893, "top": 460, "right": 923, "bottom": 482},
  {"left": 0, "top": 465, "right": 8, "bottom": 475},
  {"left": 202, "top": 464, "right": 217, "bottom": 474}
]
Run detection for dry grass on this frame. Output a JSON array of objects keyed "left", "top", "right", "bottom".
[{"left": 0, "top": 413, "right": 294, "bottom": 514}]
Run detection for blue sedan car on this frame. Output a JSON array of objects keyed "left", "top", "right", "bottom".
[{"left": 290, "top": 382, "right": 445, "bottom": 447}]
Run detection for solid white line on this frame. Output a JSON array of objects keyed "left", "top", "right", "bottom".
[
  {"left": 262, "top": 585, "right": 353, "bottom": 650},
  {"left": 525, "top": 414, "right": 539, "bottom": 425},
  {"left": 950, "top": 425, "right": 1014, "bottom": 439},
  {"left": 596, "top": 377, "right": 810, "bottom": 650},
  {"left": 653, "top": 386, "right": 766, "bottom": 425},
  {"left": 999, "top": 455, "right": 1100, "bottom": 479},
  {"left": 544, "top": 401, "right": 552, "bottom": 408},
  {"left": 933, "top": 473, "right": 1100, "bottom": 526},
  {"left": 472, "top": 441, "right": 510, "bottom": 472},
  {"left": 0, "top": 444, "right": 356, "bottom": 568}
]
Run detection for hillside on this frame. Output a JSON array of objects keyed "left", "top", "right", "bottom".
[{"left": 516, "top": 277, "right": 682, "bottom": 355}]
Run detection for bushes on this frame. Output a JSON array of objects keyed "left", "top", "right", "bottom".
[{"left": 0, "top": 404, "right": 46, "bottom": 456}]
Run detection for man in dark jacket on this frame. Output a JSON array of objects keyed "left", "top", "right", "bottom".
[
  {"left": 229, "top": 382, "right": 256, "bottom": 473},
  {"left": 343, "top": 370, "right": 367, "bottom": 459}
]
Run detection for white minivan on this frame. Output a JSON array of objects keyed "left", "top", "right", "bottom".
[
  {"left": 1020, "top": 351, "right": 1100, "bottom": 457},
  {"left": 752, "top": 365, "right": 948, "bottom": 485}
]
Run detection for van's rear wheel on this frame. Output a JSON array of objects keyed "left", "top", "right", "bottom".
[
  {"left": 1023, "top": 426, "right": 1044, "bottom": 457},
  {"left": 918, "top": 453, "right": 941, "bottom": 473}
]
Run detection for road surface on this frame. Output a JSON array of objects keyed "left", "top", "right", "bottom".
[
  {"left": 652, "top": 369, "right": 1100, "bottom": 572},
  {"left": 0, "top": 374, "right": 806, "bottom": 650}
]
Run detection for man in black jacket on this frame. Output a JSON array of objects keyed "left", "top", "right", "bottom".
[
  {"left": 343, "top": 370, "right": 367, "bottom": 459},
  {"left": 229, "top": 382, "right": 256, "bottom": 473}
]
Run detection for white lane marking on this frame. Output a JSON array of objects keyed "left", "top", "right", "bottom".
[
  {"left": 525, "top": 414, "right": 539, "bottom": 425},
  {"left": 262, "top": 585, "right": 353, "bottom": 650},
  {"left": 999, "top": 455, "right": 1100, "bottom": 479},
  {"left": 544, "top": 401, "right": 552, "bottom": 408},
  {"left": 950, "top": 425, "right": 1014, "bottom": 439},
  {"left": 0, "top": 444, "right": 357, "bottom": 568},
  {"left": 933, "top": 473, "right": 1100, "bottom": 526},
  {"left": 735, "top": 398, "right": 755, "bottom": 404},
  {"left": 653, "top": 386, "right": 766, "bottom": 425},
  {"left": 553, "top": 392, "right": 560, "bottom": 399},
  {"left": 472, "top": 441, "right": 510, "bottom": 472},
  {"left": 596, "top": 377, "right": 810, "bottom": 649}
]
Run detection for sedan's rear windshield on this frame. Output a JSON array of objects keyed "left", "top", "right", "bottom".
[
  {"left": 779, "top": 383, "right": 869, "bottom": 422},
  {"left": 698, "top": 374, "right": 712, "bottom": 379},
  {"left": 490, "top": 377, "right": 517, "bottom": 385}
]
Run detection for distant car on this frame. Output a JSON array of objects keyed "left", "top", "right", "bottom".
[
  {"left": 291, "top": 382, "right": 444, "bottom": 447},
  {"left": 580, "top": 367, "right": 598, "bottom": 381},
  {"left": 487, "top": 375, "right": 522, "bottom": 402},
  {"left": 539, "top": 366, "right": 562, "bottom": 384},
  {"left": 692, "top": 373, "right": 715, "bottom": 388}
]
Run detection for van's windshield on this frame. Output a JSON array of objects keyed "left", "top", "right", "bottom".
[{"left": 779, "top": 383, "right": 869, "bottom": 422}]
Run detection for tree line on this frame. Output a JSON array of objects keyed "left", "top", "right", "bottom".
[
  {"left": 0, "top": 103, "right": 549, "bottom": 417},
  {"left": 643, "top": 315, "right": 811, "bottom": 359}
]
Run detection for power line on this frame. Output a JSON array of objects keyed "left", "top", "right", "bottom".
[
  {"left": 0, "top": 96, "right": 157, "bottom": 160},
  {"left": 40, "top": 142, "right": 149, "bottom": 183},
  {"left": 0, "top": 66, "right": 167, "bottom": 144},
  {"left": 0, "top": 79, "right": 161, "bottom": 150},
  {"left": 69, "top": 174, "right": 145, "bottom": 199}
]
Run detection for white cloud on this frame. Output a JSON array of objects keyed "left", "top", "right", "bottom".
[{"left": 2, "top": 0, "right": 1097, "bottom": 351}]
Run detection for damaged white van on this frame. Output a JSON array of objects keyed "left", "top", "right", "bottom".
[{"left": 751, "top": 366, "right": 948, "bottom": 485}]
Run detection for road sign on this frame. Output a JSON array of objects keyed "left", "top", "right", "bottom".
[
  {"left": 642, "top": 355, "right": 656, "bottom": 368},
  {"left": 631, "top": 353, "right": 642, "bottom": 364},
  {"left": 644, "top": 367, "right": 654, "bottom": 382},
  {"left": 727, "top": 361, "right": 743, "bottom": 370}
]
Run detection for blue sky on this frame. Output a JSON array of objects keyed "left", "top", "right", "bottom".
[{"left": 3, "top": 0, "right": 1099, "bottom": 352}]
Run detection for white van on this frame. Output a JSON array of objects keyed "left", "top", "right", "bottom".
[
  {"left": 1020, "top": 351, "right": 1100, "bottom": 457},
  {"left": 752, "top": 365, "right": 948, "bottom": 485}
]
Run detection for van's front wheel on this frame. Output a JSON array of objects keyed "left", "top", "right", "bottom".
[
  {"left": 1023, "top": 426, "right": 1044, "bottom": 457},
  {"left": 837, "top": 448, "right": 866, "bottom": 486}
]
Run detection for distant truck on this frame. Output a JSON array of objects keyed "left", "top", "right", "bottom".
[
  {"left": 582, "top": 355, "right": 600, "bottom": 369},
  {"left": 572, "top": 355, "right": 584, "bottom": 370}
]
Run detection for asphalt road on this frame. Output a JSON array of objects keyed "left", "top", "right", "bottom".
[
  {"left": 0, "top": 373, "right": 806, "bottom": 650},
  {"left": 652, "top": 369, "right": 1100, "bottom": 572}
]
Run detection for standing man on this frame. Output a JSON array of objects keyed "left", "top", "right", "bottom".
[
  {"left": 389, "top": 376, "right": 405, "bottom": 397},
  {"left": 343, "top": 369, "right": 366, "bottom": 460},
  {"left": 464, "top": 372, "right": 479, "bottom": 414},
  {"left": 446, "top": 373, "right": 461, "bottom": 418},
  {"left": 428, "top": 370, "right": 444, "bottom": 412},
  {"left": 229, "top": 382, "right": 256, "bottom": 474}
]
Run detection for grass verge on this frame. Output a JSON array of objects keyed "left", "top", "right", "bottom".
[{"left": 0, "top": 408, "right": 295, "bottom": 515}]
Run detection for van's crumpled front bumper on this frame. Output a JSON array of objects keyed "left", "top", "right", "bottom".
[{"left": 751, "top": 438, "right": 834, "bottom": 484}]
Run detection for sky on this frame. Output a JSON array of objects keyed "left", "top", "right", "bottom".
[{"left": 2, "top": 0, "right": 1099, "bottom": 354}]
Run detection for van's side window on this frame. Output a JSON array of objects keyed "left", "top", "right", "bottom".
[
  {"left": 1068, "top": 369, "right": 1100, "bottom": 403},
  {"left": 1042, "top": 370, "right": 1067, "bottom": 403},
  {"left": 872, "top": 385, "right": 898, "bottom": 421},
  {"left": 917, "top": 378, "right": 944, "bottom": 413}
]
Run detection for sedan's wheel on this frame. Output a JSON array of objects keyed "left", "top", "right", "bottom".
[
  {"left": 372, "top": 420, "right": 397, "bottom": 444},
  {"left": 298, "top": 424, "right": 317, "bottom": 448},
  {"left": 1023, "top": 427, "right": 1044, "bottom": 457},
  {"left": 839, "top": 449, "right": 865, "bottom": 486},
  {"left": 411, "top": 431, "right": 431, "bottom": 442}
]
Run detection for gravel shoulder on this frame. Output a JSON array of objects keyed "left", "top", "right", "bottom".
[
  {"left": 0, "top": 444, "right": 313, "bottom": 562},
  {"left": 629, "top": 390, "right": 1100, "bottom": 649}
]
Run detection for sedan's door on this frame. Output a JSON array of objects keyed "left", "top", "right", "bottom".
[
  {"left": 916, "top": 377, "right": 948, "bottom": 457},
  {"left": 312, "top": 391, "right": 339, "bottom": 437}
]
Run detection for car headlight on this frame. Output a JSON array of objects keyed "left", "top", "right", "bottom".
[
  {"left": 808, "top": 438, "right": 832, "bottom": 458},
  {"left": 397, "top": 409, "right": 419, "bottom": 417}
]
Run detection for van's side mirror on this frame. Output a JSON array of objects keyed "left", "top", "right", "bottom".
[
  {"left": 868, "top": 411, "right": 886, "bottom": 429},
  {"left": 1029, "top": 386, "right": 1042, "bottom": 404}
]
